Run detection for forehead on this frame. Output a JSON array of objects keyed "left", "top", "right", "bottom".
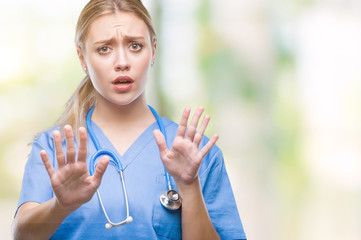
[{"left": 86, "top": 11, "right": 150, "bottom": 43}]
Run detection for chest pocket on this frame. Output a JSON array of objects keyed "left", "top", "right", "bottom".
[{"left": 152, "top": 199, "right": 182, "bottom": 240}]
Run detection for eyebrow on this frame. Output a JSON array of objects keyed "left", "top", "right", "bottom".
[{"left": 93, "top": 35, "right": 146, "bottom": 45}]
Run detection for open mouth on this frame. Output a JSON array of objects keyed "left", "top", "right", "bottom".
[
  {"left": 114, "top": 80, "right": 132, "bottom": 85},
  {"left": 112, "top": 76, "right": 134, "bottom": 85},
  {"left": 112, "top": 76, "right": 134, "bottom": 91}
]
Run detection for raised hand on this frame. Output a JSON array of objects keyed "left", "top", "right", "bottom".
[
  {"left": 153, "top": 106, "right": 219, "bottom": 186},
  {"left": 40, "top": 125, "right": 109, "bottom": 211}
]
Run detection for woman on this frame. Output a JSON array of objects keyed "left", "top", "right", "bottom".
[{"left": 12, "top": 0, "right": 246, "bottom": 239}]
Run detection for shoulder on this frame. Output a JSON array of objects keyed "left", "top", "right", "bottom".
[
  {"left": 160, "top": 117, "right": 178, "bottom": 131},
  {"left": 32, "top": 126, "right": 60, "bottom": 150}
]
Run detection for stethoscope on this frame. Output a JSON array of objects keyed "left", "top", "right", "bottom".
[{"left": 86, "top": 105, "right": 181, "bottom": 229}]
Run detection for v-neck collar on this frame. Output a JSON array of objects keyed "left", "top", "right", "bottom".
[{"left": 89, "top": 118, "right": 164, "bottom": 170}]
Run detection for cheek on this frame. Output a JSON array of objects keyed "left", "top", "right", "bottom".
[
  {"left": 88, "top": 57, "right": 112, "bottom": 79},
  {"left": 136, "top": 54, "right": 152, "bottom": 75},
  {"left": 137, "top": 63, "right": 151, "bottom": 84}
]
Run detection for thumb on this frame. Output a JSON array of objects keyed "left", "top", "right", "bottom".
[
  {"left": 153, "top": 129, "right": 168, "bottom": 157},
  {"left": 92, "top": 156, "right": 109, "bottom": 184}
]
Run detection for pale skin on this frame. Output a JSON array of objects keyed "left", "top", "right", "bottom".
[{"left": 13, "top": 11, "right": 220, "bottom": 240}]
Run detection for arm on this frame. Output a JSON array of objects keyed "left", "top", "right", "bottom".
[
  {"left": 153, "top": 106, "right": 220, "bottom": 240},
  {"left": 176, "top": 178, "right": 220, "bottom": 240},
  {"left": 13, "top": 200, "right": 72, "bottom": 240},
  {"left": 12, "top": 126, "right": 109, "bottom": 240}
]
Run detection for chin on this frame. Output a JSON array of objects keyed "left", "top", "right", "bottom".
[
  {"left": 96, "top": 88, "right": 145, "bottom": 107},
  {"left": 108, "top": 95, "right": 144, "bottom": 107}
]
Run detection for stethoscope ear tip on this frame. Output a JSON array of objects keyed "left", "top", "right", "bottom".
[
  {"left": 105, "top": 223, "right": 113, "bottom": 229},
  {"left": 104, "top": 216, "right": 133, "bottom": 229},
  {"left": 126, "top": 216, "right": 133, "bottom": 223}
]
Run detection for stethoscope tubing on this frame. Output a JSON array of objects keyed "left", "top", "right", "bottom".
[
  {"left": 85, "top": 105, "right": 180, "bottom": 229},
  {"left": 148, "top": 106, "right": 172, "bottom": 191},
  {"left": 86, "top": 106, "right": 171, "bottom": 183},
  {"left": 96, "top": 171, "right": 133, "bottom": 229}
]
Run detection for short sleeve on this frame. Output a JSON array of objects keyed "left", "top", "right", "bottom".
[
  {"left": 16, "top": 131, "right": 55, "bottom": 214},
  {"left": 199, "top": 148, "right": 247, "bottom": 240}
]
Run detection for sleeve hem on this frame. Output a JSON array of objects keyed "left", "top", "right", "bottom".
[{"left": 14, "top": 200, "right": 42, "bottom": 218}]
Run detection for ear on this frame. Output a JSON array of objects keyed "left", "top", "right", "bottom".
[
  {"left": 151, "top": 40, "right": 157, "bottom": 63},
  {"left": 77, "top": 47, "right": 86, "bottom": 69}
]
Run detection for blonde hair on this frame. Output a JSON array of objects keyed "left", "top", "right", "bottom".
[{"left": 55, "top": 0, "right": 156, "bottom": 139}]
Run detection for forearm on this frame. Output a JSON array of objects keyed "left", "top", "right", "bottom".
[
  {"left": 13, "top": 198, "right": 73, "bottom": 240},
  {"left": 177, "top": 177, "right": 220, "bottom": 240}
]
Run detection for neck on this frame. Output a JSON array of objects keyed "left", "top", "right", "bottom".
[{"left": 91, "top": 94, "right": 155, "bottom": 128}]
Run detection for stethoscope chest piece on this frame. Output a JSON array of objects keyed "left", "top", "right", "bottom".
[
  {"left": 160, "top": 190, "right": 181, "bottom": 210},
  {"left": 87, "top": 105, "right": 181, "bottom": 228}
]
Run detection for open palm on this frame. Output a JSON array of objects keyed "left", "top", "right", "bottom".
[
  {"left": 153, "top": 107, "right": 219, "bottom": 186},
  {"left": 40, "top": 125, "right": 109, "bottom": 211}
]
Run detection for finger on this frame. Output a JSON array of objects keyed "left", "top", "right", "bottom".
[
  {"left": 77, "top": 127, "right": 87, "bottom": 163},
  {"left": 53, "top": 130, "right": 65, "bottom": 168},
  {"left": 176, "top": 107, "right": 191, "bottom": 138},
  {"left": 64, "top": 125, "right": 76, "bottom": 164},
  {"left": 185, "top": 106, "right": 205, "bottom": 141},
  {"left": 153, "top": 129, "right": 169, "bottom": 157},
  {"left": 194, "top": 114, "right": 210, "bottom": 147},
  {"left": 92, "top": 156, "right": 109, "bottom": 185},
  {"left": 199, "top": 134, "right": 219, "bottom": 159},
  {"left": 40, "top": 150, "right": 56, "bottom": 178}
]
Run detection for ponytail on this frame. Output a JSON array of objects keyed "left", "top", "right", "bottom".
[{"left": 55, "top": 75, "right": 96, "bottom": 140}]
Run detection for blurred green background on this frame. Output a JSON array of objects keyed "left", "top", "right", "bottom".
[{"left": 2, "top": 0, "right": 361, "bottom": 239}]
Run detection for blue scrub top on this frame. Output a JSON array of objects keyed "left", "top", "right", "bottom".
[{"left": 17, "top": 117, "right": 246, "bottom": 239}]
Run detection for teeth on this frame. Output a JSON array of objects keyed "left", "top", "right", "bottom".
[{"left": 115, "top": 81, "right": 129, "bottom": 85}]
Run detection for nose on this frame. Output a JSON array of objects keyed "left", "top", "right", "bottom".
[{"left": 114, "top": 48, "right": 130, "bottom": 71}]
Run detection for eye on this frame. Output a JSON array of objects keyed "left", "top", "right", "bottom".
[
  {"left": 97, "top": 46, "right": 111, "bottom": 54},
  {"left": 129, "top": 42, "right": 143, "bottom": 52}
]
